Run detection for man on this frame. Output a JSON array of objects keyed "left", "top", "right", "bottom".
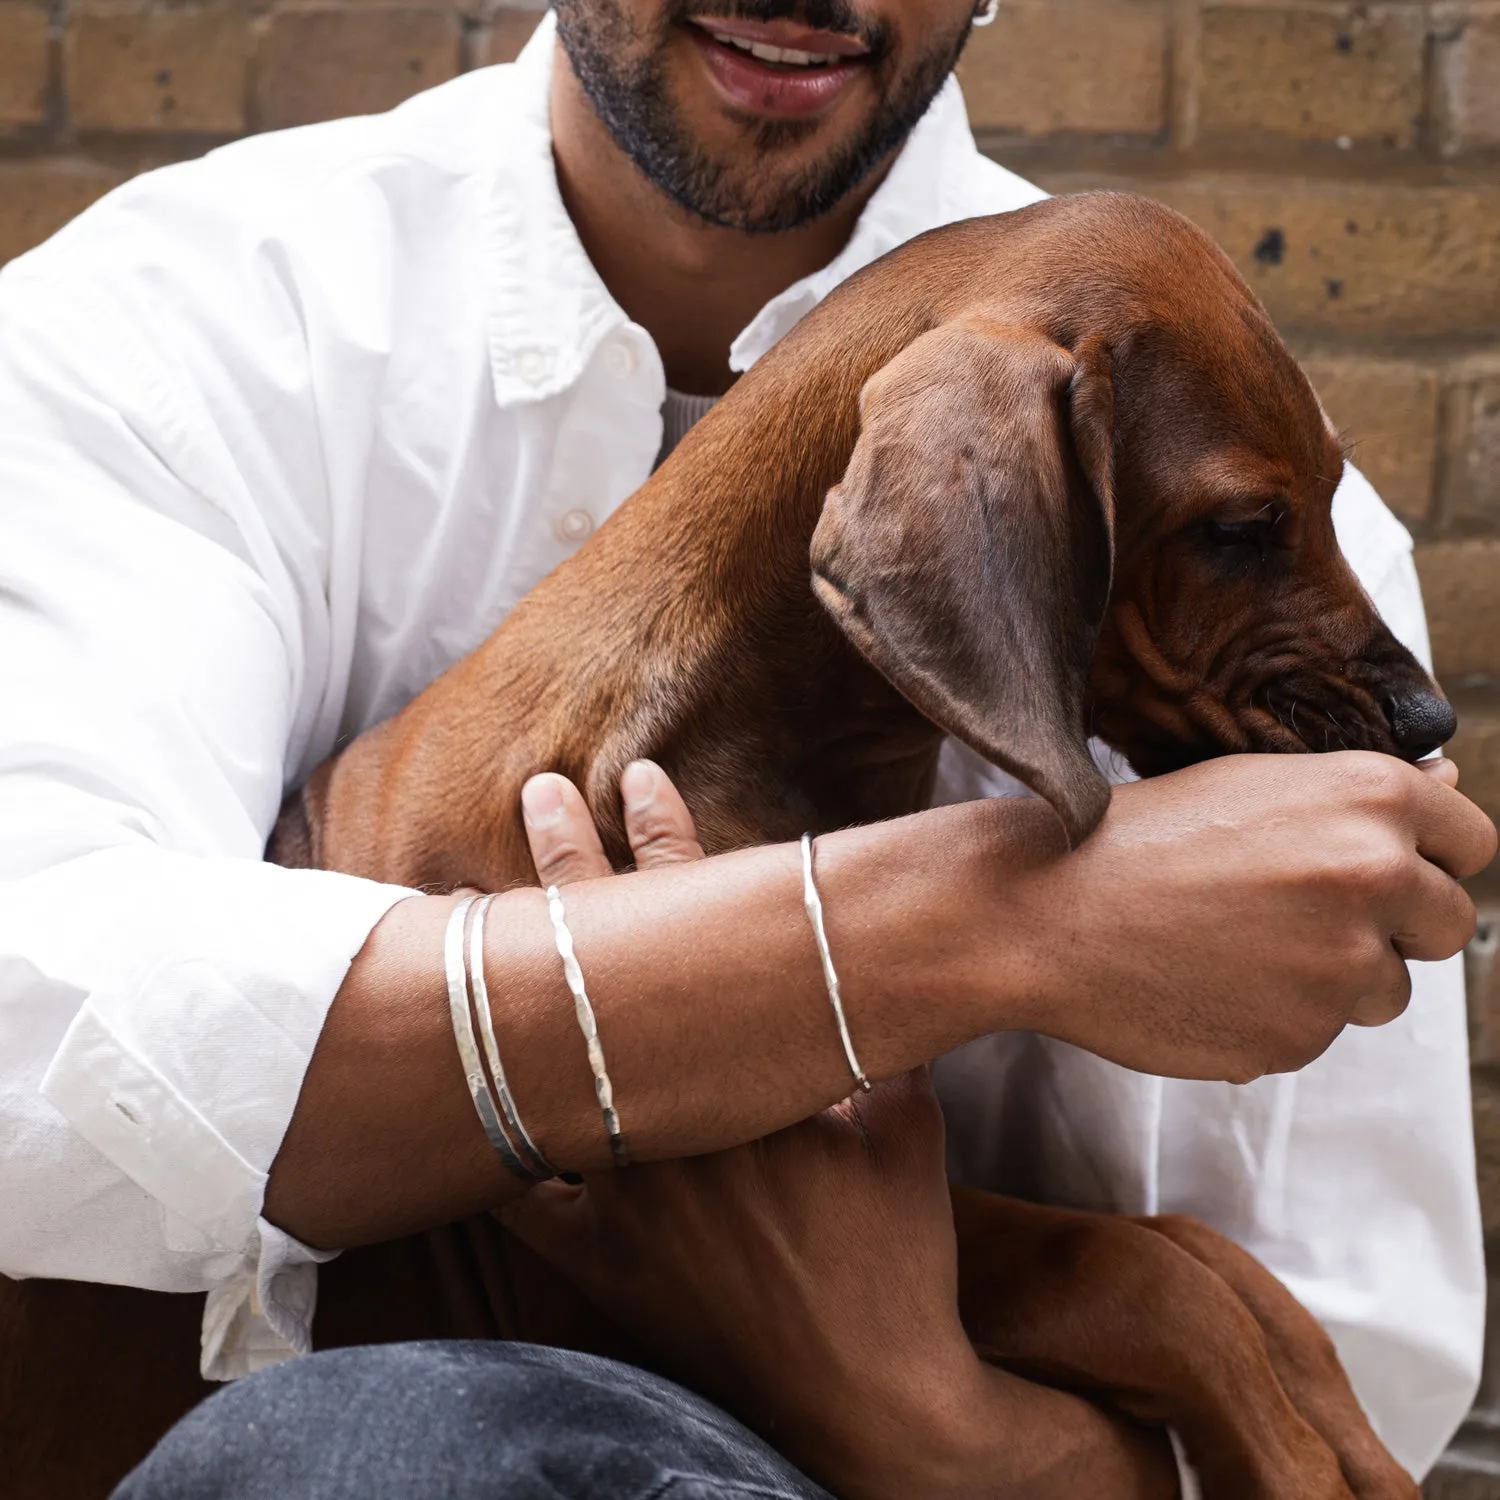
[{"left": 0, "top": 2, "right": 1489, "bottom": 1496}]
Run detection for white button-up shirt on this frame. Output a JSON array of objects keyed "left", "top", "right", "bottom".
[{"left": 0, "top": 12, "right": 1480, "bottom": 1479}]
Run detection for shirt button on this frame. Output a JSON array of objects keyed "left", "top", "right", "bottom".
[
  {"left": 602, "top": 340, "right": 635, "bottom": 379},
  {"left": 517, "top": 348, "right": 549, "bottom": 386},
  {"left": 556, "top": 508, "right": 595, "bottom": 543}
]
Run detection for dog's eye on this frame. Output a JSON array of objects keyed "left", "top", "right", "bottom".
[{"left": 1201, "top": 519, "right": 1275, "bottom": 551}]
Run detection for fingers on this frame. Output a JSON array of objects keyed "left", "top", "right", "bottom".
[
  {"left": 1404, "top": 761, "right": 1497, "bottom": 880},
  {"left": 1345, "top": 849, "right": 1471, "bottom": 1025},
  {"left": 522, "top": 772, "right": 612, "bottom": 886},
  {"left": 1391, "top": 851, "right": 1478, "bottom": 963},
  {"left": 1418, "top": 755, "right": 1459, "bottom": 788},
  {"left": 621, "top": 760, "right": 705, "bottom": 868},
  {"left": 522, "top": 761, "right": 704, "bottom": 886},
  {"left": 1347, "top": 956, "right": 1412, "bottom": 1027}
]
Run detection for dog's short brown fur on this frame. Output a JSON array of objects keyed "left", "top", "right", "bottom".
[{"left": 2, "top": 194, "right": 1445, "bottom": 1498}]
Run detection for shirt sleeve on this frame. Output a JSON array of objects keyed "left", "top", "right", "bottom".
[{"left": 0, "top": 203, "right": 412, "bottom": 1377}]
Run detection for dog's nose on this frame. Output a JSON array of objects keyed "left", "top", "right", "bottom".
[{"left": 1383, "top": 689, "right": 1457, "bottom": 759}]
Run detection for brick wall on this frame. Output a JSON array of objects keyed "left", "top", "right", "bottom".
[{"left": 1, "top": 0, "right": 1497, "bottom": 1486}]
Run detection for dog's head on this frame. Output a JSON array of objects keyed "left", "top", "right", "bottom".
[{"left": 810, "top": 197, "right": 1452, "bottom": 846}]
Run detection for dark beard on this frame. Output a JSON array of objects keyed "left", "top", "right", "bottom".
[{"left": 552, "top": 0, "right": 972, "bottom": 234}]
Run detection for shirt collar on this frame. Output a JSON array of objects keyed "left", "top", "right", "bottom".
[
  {"left": 486, "top": 13, "right": 625, "bottom": 406},
  {"left": 487, "top": 13, "right": 981, "bottom": 405}
]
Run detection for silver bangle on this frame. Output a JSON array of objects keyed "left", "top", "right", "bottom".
[
  {"left": 800, "top": 832, "right": 872, "bottom": 1094},
  {"left": 468, "top": 894, "right": 559, "bottom": 1180},
  {"left": 443, "top": 896, "right": 535, "bottom": 1182},
  {"left": 545, "top": 884, "right": 629, "bottom": 1167}
]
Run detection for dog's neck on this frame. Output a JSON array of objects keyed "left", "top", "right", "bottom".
[
  {"left": 314, "top": 235, "right": 1034, "bottom": 888},
  {"left": 437, "top": 286, "right": 949, "bottom": 874}
]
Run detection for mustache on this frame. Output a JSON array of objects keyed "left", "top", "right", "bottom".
[{"left": 669, "top": 0, "right": 890, "bottom": 52}]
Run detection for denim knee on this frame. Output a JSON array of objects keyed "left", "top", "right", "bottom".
[{"left": 113, "top": 1340, "right": 831, "bottom": 1500}]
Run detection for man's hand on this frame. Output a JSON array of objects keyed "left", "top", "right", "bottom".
[
  {"left": 508, "top": 761, "right": 1178, "bottom": 1500},
  {"left": 989, "top": 750, "right": 1495, "bottom": 1082},
  {"left": 503, "top": 1075, "right": 1020, "bottom": 1498}
]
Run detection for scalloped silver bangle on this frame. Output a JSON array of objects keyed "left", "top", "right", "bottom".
[
  {"left": 468, "top": 893, "right": 559, "bottom": 1180},
  {"left": 443, "top": 895, "right": 535, "bottom": 1182},
  {"left": 800, "top": 832, "right": 872, "bottom": 1095},
  {"left": 545, "top": 883, "right": 629, "bottom": 1167}
]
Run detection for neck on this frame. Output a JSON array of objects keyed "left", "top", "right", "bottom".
[{"left": 548, "top": 55, "right": 894, "bottom": 396}]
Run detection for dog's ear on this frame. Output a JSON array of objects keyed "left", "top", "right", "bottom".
[{"left": 811, "top": 319, "right": 1116, "bottom": 846}]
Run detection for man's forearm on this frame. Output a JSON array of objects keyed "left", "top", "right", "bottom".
[
  {"left": 265, "top": 751, "right": 1493, "bottom": 1252},
  {"left": 263, "top": 796, "right": 1065, "bottom": 1249}
]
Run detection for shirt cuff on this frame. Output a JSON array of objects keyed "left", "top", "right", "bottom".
[
  {"left": 38, "top": 851, "right": 410, "bottom": 1254},
  {"left": 201, "top": 1217, "right": 337, "bottom": 1380}
]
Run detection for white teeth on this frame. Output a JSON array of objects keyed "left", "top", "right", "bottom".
[{"left": 709, "top": 30, "right": 840, "bottom": 66}]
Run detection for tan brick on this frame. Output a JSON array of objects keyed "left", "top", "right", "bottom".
[
  {"left": 959, "top": 0, "right": 1169, "bottom": 137},
  {"left": 0, "top": 157, "right": 126, "bottom": 266},
  {"left": 65, "top": 3, "right": 249, "bottom": 133},
  {"left": 255, "top": 6, "right": 463, "bottom": 130},
  {"left": 1449, "top": 702, "right": 1500, "bottom": 840},
  {"left": 0, "top": 2, "right": 51, "bottom": 128},
  {"left": 1433, "top": 3, "right": 1500, "bottom": 154},
  {"left": 1198, "top": 4, "right": 1427, "bottom": 148},
  {"left": 1031, "top": 169, "right": 1500, "bottom": 337},
  {"left": 1424, "top": 1445, "right": 1500, "bottom": 1500},
  {"left": 1415, "top": 540, "right": 1500, "bottom": 682},
  {"left": 474, "top": 6, "right": 543, "bottom": 66},
  {"left": 1440, "top": 359, "right": 1500, "bottom": 536},
  {"left": 1473, "top": 1065, "right": 1500, "bottom": 1241},
  {"left": 276, "top": 0, "right": 470, "bottom": 9},
  {"left": 1467, "top": 901, "right": 1500, "bottom": 1064},
  {"left": 1300, "top": 355, "right": 1438, "bottom": 527}
]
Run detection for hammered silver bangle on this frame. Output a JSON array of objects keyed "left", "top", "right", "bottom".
[
  {"left": 545, "top": 883, "right": 629, "bottom": 1167},
  {"left": 443, "top": 896, "right": 535, "bottom": 1182},
  {"left": 800, "top": 832, "right": 872, "bottom": 1094},
  {"left": 468, "top": 893, "right": 559, "bottom": 1180}
]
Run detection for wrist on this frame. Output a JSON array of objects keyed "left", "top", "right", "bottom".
[{"left": 844, "top": 796, "right": 1075, "bottom": 1046}]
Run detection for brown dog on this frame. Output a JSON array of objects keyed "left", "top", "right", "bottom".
[
  {"left": 0, "top": 192, "right": 1444, "bottom": 1499},
  {"left": 277, "top": 200, "right": 1446, "bottom": 887},
  {"left": 263, "top": 193, "right": 1444, "bottom": 1499}
]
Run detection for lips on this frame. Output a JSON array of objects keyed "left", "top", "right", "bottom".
[{"left": 686, "top": 16, "right": 872, "bottom": 120}]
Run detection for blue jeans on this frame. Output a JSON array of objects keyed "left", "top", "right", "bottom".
[{"left": 112, "top": 1341, "right": 833, "bottom": 1500}]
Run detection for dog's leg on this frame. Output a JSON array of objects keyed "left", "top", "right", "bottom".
[
  {"left": 1132, "top": 1214, "right": 1419, "bottom": 1500},
  {"left": 951, "top": 1185, "right": 1354, "bottom": 1500}
]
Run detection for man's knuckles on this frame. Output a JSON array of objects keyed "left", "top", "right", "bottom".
[
  {"left": 1329, "top": 750, "right": 1418, "bottom": 809},
  {"left": 1349, "top": 981, "right": 1412, "bottom": 1028},
  {"left": 626, "top": 814, "right": 703, "bottom": 866},
  {"left": 531, "top": 835, "right": 611, "bottom": 885},
  {"left": 1393, "top": 875, "right": 1477, "bottom": 961}
]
